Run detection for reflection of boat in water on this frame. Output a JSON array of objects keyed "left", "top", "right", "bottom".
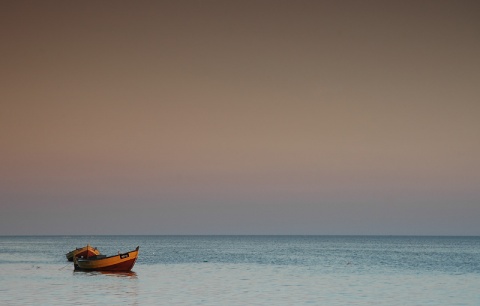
[
  {"left": 96, "top": 271, "right": 138, "bottom": 279},
  {"left": 74, "top": 246, "right": 139, "bottom": 272},
  {"left": 66, "top": 245, "right": 101, "bottom": 261}
]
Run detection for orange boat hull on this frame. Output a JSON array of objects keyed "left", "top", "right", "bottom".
[
  {"left": 74, "top": 246, "right": 139, "bottom": 272},
  {"left": 66, "top": 245, "right": 101, "bottom": 261}
]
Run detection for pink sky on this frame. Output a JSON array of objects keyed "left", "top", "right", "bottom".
[{"left": 1, "top": 0, "right": 479, "bottom": 235}]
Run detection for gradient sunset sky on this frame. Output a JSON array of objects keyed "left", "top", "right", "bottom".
[{"left": 1, "top": 0, "right": 479, "bottom": 235}]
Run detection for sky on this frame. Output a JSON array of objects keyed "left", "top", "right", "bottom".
[{"left": 1, "top": 0, "right": 479, "bottom": 235}]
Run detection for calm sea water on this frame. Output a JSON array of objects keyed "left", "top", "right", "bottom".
[{"left": 1, "top": 236, "right": 479, "bottom": 305}]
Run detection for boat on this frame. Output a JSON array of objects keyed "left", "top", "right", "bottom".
[
  {"left": 74, "top": 246, "right": 139, "bottom": 272},
  {"left": 66, "top": 245, "right": 101, "bottom": 261}
]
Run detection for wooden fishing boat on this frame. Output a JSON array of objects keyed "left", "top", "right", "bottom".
[
  {"left": 74, "top": 246, "right": 139, "bottom": 272},
  {"left": 66, "top": 245, "right": 101, "bottom": 261}
]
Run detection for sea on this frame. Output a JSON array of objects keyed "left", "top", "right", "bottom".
[{"left": 0, "top": 236, "right": 479, "bottom": 305}]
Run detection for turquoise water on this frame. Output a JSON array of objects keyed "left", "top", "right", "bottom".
[{"left": 1, "top": 236, "right": 479, "bottom": 305}]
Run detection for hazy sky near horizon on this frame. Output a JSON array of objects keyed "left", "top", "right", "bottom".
[{"left": 1, "top": 0, "right": 479, "bottom": 235}]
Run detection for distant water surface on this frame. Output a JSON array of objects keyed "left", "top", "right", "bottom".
[{"left": 1, "top": 236, "right": 479, "bottom": 305}]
